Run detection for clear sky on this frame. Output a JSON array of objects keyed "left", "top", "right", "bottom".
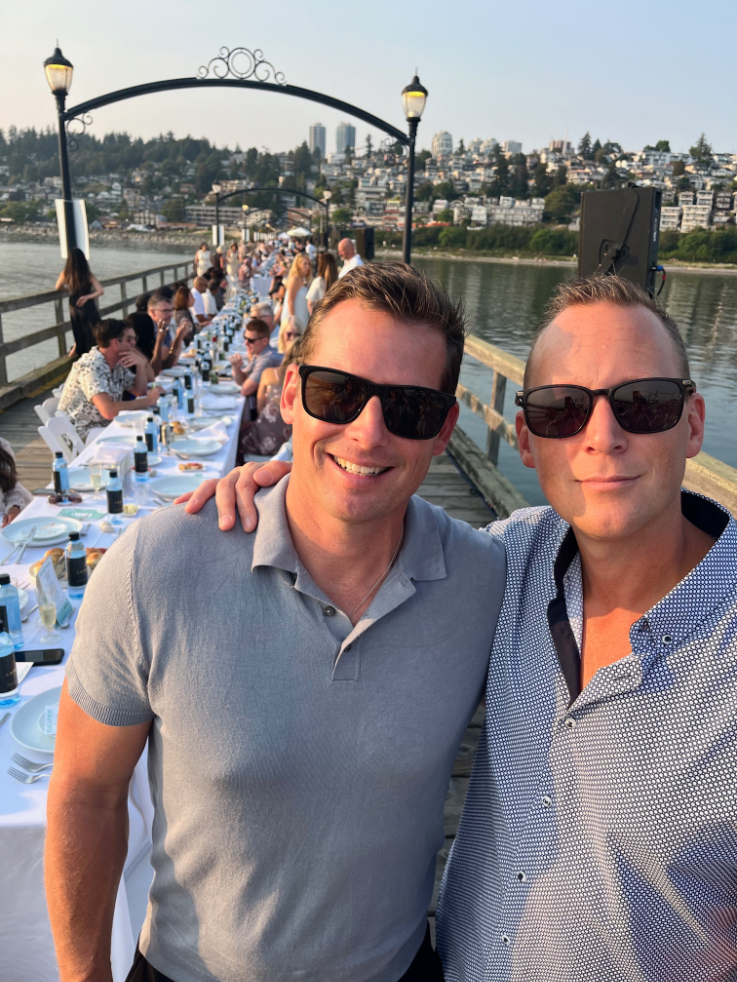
[{"left": 4, "top": 0, "right": 737, "bottom": 157}]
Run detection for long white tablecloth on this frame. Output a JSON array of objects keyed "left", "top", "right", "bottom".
[{"left": 0, "top": 308, "right": 245, "bottom": 982}]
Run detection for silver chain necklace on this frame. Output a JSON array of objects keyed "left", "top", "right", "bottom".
[{"left": 349, "top": 524, "right": 404, "bottom": 620}]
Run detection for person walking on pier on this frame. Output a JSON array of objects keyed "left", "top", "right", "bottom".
[
  {"left": 186, "top": 273, "right": 737, "bottom": 982},
  {"left": 194, "top": 241, "right": 211, "bottom": 277},
  {"left": 45, "top": 264, "right": 506, "bottom": 982},
  {"left": 55, "top": 248, "right": 104, "bottom": 360}
]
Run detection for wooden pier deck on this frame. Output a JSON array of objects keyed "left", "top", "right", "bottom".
[{"left": 0, "top": 387, "right": 492, "bottom": 941}]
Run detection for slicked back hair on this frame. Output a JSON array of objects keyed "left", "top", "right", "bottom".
[
  {"left": 524, "top": 275, "right": 690, "bottom": 388},
  {"left": 302, "top": 262, "right": 466, "bottom": 395}
]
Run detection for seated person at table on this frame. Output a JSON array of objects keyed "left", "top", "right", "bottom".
[
  {"left": 0, "top": 438, "right": 32, "bottom": 527},
  {"left": 208, "top": 270, "right": 226, "bottom": 311},
  {"left": 147, "top": 291, "right": 189, "bottom": 375},
  {"left": 237, "top": 340, "right": 300, "bottom": 461},
  {"left": 58, "top": 319, "right": 164, "bottom": 442},
  {"left": 250, "top": 301, "right": 277, "bottom": 342},
  {"left": 229, "top": 318, "right": 282, "bottom": 399}
]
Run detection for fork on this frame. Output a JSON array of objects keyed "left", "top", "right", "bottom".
[
  {"left": 7, "top": 766, "right": 50, "bottom": 784},
  {"left": 12, "top": 753, "right": 54, "bottom": 772},
  {"left": 16, "top": 527, "right": 37, "bottom": 564}
]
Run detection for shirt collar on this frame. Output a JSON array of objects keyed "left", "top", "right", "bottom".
[
  {"left": 551, "top": 490, "right": 735, "bottom": 656},
  {"left": 251, "top": 476, "right": 447, "bottom": 586}
]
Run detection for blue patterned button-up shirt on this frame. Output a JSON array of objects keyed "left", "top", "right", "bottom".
[{"left": 437, "top": 491, "right": 737, "bottom": 982}]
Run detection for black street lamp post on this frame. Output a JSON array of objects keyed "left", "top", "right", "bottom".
[
  {"left": 49, "top": 47, "right": 427, "bottom": 264},
  {"left": 322, "top": 190, "right": 332, "bottom": 244},
  {"left": 44, "top": 47, "right": 76, "bottom": 256},
  {"left": 211, "top": 183, "right": 222, "bottom": 246},
  {"left": 401, "top": 75, "right": 428, "bottom": 265}
]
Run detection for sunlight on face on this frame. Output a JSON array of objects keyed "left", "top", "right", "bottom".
[{"left": 516, "top": 301, "right": 705, "bottom": 543}]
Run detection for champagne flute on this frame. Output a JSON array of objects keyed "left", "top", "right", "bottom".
[
  {"left": 89, "top": 462, "right": 105, "bottom": 501},
  {"left": 37, "top": 598, "right": 60, "bottom": 644}
]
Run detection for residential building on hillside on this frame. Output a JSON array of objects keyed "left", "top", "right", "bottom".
[
  {"left": 336, "top": 122, "right": 356, "bottom": 153},
  {"left": 487, "top": 197, "right": 544, "bottom": 226},
  {"left": 309, "top": 123, "right": 326, "bottom": 158},
  {"left": 660, "top": 206, "right": 682, "bottom": 231},
  {"left": 432, "top": 131, "right": 453, "bottom": 158},
  {"left": 502, "top": 140, "right": 522, "bottom": 155}
]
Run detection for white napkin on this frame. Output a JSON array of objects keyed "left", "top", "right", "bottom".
[{"left": 201, "top": 395, "right": 237, "bottom": 411}]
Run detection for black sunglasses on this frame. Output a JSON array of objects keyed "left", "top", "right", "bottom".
[
  {"left": 515, "top": 377, "right": 696, "bottom": 439},
  {"left": 299, "top": 365, "right": 456, "bottom": 440}
]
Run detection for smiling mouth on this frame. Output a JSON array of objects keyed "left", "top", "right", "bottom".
[{"left": 332, "top": 455, "right": 391, "bottom": 477}]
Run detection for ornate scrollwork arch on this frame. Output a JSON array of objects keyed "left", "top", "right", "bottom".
[{"left": 197, "top": 47, "right": 286, "bottom": 86}]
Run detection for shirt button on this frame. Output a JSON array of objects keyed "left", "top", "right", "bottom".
[
  {"left": 323, "top": 605, "right": 336, "bottom": 617},
  {"left": 661, "top": 634, "right": 672, "bottom": 644},
  {"left": 542, "top": 795, "right": 552, "bottom": 808},
  {"left": 502, "top": 934, "right": 510, "bottom": 946},
  {"left": 516, "top": 871, "right": 527, "bottom": 882},
  {"left": 564, "top": 717, "right": 577, "bottom": 730}
]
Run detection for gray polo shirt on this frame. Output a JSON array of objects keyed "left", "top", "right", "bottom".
[{"left": 66, "top": 478, "right": 506, "bottom": 982}]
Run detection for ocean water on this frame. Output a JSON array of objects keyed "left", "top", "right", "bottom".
[{"left": 1, "top": 241, "right": 736, "bottom": 505}]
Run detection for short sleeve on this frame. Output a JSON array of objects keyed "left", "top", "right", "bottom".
[
  {"left": 192, "top": 292, "right": 205, "bottom": 316},
  {"left": 66, "top": 522, "right": 154, "bottom": 726}
]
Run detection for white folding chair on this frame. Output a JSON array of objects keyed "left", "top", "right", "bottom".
[
  {"left": 34, "top": 395, "right": 60, "bottom": 425},
  {"left": 47, "top": 414, "right": 85, "bottom": 462},
  {"left": 37, "top": 424, "right": 65, "bottom": 459}
]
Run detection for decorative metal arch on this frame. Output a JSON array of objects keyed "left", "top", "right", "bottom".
[{"left": 216, "top": 185, "right": 329, "bottom": 210}]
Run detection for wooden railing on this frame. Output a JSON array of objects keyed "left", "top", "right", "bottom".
[
  {"left": 450, "top": 334, "right": 737, "bottom": 518},
  {"left": 0, "top": 260, "right": 194, "bottom": 411}
]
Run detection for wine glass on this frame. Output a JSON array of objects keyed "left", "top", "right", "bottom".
[
  {"left": 89, "top": 462, "right": 105, "bottom": 501},
  {"left": 37, "top": 597, "right": 60, "bottom": 644}
]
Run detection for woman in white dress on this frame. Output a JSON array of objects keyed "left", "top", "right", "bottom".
[
  {"left": 283, "top": 254, "right": 312, "bottom": 330},
  {"left": 195, "top": 242, "right": 211, "bottom": 276},
  {"left": 306, "top": 251, "right": 339, "bottom": 315},
  {"left": 225, "top": 243, "right": 240, "bottom": 298}
]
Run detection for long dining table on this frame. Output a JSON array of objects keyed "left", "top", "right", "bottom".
[{"left": 0, "top": 305, "right": 247, "bottom": 982}]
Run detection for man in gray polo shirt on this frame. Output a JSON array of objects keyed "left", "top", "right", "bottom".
[{"left": 45, "top": 263, "right": 506, "bottom": 982}]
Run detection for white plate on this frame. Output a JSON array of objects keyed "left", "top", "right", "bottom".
[
  {"left": 116, "top": 412, "right": 149, "bottom": 428},
  {"left": 208, "top": 384, "right": 240, "bottom": 396},
  {"left": 98, "top": 435, "right": 139, "bottom": 447},
  {"left": 149, "top": 475, "right": 205, "bottom": 499},
  {"left": 10, "top": 685, "right": 62, "bottom": 754},
  {"left": 161, "top": 367, "right": 187, "bottom": 377},
  {"left": 171, "top": 438, "right": 223, "bottom": 457},
  {"left": 187, "top": 416, "right": 228, "bottom": 431},
  {"left": 147, "top": 454, "right": 162, "bottom": 466},
  {"left": 2, "top": 516, "right": 82, "bottom": 547},
  {"left": 45, "top": 466, "right": 93, "bottom": 492}
]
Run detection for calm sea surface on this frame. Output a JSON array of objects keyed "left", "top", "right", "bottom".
[{"left": 1, "top": 242, "right": 736, "bottom": 506}]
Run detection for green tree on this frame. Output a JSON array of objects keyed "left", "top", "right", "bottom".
[
  {"left": 529, "top": 227, "right": 577, "bottom": 255},
  {"left": 578, "top": 132, "right": 593, "bottom": 160},
  {"left": 365, "top": 134, "right": 373, "bottom": 156},
  {"left": 671, "top": 160, "right": 686, "bottom": 176},
  {"left": 432, "top": 180, "right": 459, "bottom": 202},
  {"left": 331, "top": 207, "right": 351, "bottom": 224},
  {"left": 689, "top": 133, "right": 713, "bottom": 165},
  {"left": 161, "top": 199, "right": 185, "bottom": 222},
  {"left": 592, "top": 138, "right": 602, "bottom": 157},
  {"left": 531, "top": 162, "right": 552, "bottom": 198},
  {"left": 415, "top": 181, "right": 434, "bottom": 202},
  {"left": 457, "top": 138, "right": 465, "bottom": 155},
  {"left": 655, "top": 139, "right": 671, "bottom": 153},
  {"left": 436, "top": 209, "right": 453, "bottom": 223},
  {"left": 487, "top": 149, "right": 511, "bottom": 197},
  {"left": 510, "top": 153, "right": 529, "bottom": 199},
  {"left": 552, "top": 165, "right": 568, "bottom": 188},
  {"left": 438, "top": 226, "right": 467, "bottom": 248},
  {"left": 544, "top": 186, "right": 578, "bottom": 222}
]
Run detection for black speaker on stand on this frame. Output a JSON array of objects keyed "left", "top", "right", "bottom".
[{"left": 579, "top": 187, "right": 662, "bottom": 296}]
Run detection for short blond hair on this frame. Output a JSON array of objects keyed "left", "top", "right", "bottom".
[
  {"left": 278, "top": 315, "right": 303, "bottom": 353},
  {"left": 524, "top": 274, "right": 689, "bottom": 388}
]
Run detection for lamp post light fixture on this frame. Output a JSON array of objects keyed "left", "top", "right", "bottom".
[
  {"left": 211, "top": 183, "right": 223, "bottom": 245},
  {"left": 401, "top": 74, "right": 428, "bottom": 264},
  {"left": 322, "top": 189, "right": 332, "bottom": 243},
  {"left": 241, "top": 203, "right": 249, "bottom": 243},
  {"left": 44, "top": 46, "right": 76, "bottom": 255}
]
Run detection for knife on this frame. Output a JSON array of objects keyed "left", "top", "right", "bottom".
[{"left": 0, "top": 712, "right": 10, "bottom": 729}]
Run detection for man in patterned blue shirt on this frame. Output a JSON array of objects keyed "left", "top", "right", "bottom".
[{"left": 187, "top": 274, "right": 737, "bottom": 981}]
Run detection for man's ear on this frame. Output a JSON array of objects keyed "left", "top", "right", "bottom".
[
  {"left": 432, "top": 401, "right": 460, "bottom": 457},
  {"left": 516, "top": 410, "right": 536, "bottom": 469},
  {"left": 281, "top": 364, "right": 301, "bottom": 425}
]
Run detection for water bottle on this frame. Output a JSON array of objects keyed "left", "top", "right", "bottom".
[
  {"left": 200, "top": 350, "right": 211, "bottom": 381},
  {"left": 52, "top": 451, "right": 69, "bottom": 497},
  {"left": 106, "top": 468, "right": 124, "bottom": 518},
  {"left": 174, "top": 378, "right": 185, "bottom": 410},
  {"left": 248, "top": 395, "right": 258, "bottom": 422},
  {"left": 158, "top": 397, "right": 169, "bottom": 422},
  {"left": 134, "top": 436, "right": 149, "bottom": 481},
  {"left": 184, "top": 372, "right": 194, "bottom": 391},
  {"left": 145, "top": 415, "right": 159, "bottom": 454},
  {"left": 0, "top": 633, "right": 19, "bottom": 707},
  {"left": 65, "top": 532, "right": 88, "bottom": 600},
  {"left": 0, "top": 574, "right": 23, "bottom": 649},
  {"left": 186, "top": 390, "right": 196, "bottom": 416}
]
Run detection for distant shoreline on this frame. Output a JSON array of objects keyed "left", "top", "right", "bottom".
[{"left": 3, "top": 225, "right": 737, "bottom": 276}]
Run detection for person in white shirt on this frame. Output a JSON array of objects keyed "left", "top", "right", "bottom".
[
  {"left": 337, "top": 238, "right": 364, "bottom": 279},
  {"left": 190, "top": 277, "right": 212, "bottom": 328},
  {"left": 306, "top": 241, "right": 316, "bottom": 264}
]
